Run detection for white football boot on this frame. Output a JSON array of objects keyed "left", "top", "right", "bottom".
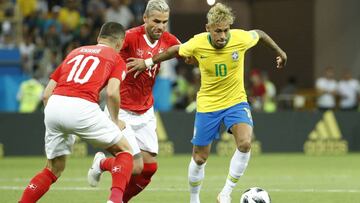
[
  {"left": 217, "top": 193, "right": 232, "bottom": 203},
  {"left": 88, "top": 152, "right": 105, "bottom": 187}
]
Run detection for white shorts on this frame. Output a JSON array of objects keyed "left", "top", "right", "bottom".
[
  {"left": 44, "top": 95, "right": 123, "bottom": 159},
  {"left": 104, "top": 106, "right": 158, "bottom": 155}
]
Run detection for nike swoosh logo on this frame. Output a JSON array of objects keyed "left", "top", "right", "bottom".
[{"left": 200, "top": 56, "right": 207, "bottom": 59}]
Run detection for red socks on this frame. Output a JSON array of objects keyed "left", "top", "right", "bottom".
[
  {"left": 100, "top": 156, "right": 157, "bottom": 203},
  {"left": 100, "top": 156, "right": 115, "bottom": 171},
  {"left": 122, "top": 162, "right": 158, "bottom": 203},
  {"left": 108, "top": 152, "right": 133, "bottom": 203},
  {"left": 19, "top": 168, "right": 57, "bottom": 203}
]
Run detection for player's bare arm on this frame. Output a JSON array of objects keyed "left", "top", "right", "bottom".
[
  {"left": 126, "top": 45, "right": 180, "bottom": 78},
  {"left": 254, "top": 29, "right": 287, "bottom": 68},
  {"left": 43, "top": 79, "right": 57, "bottom": 106},
  {"left": 106, "top": 78, "right": 125, "bottom": 130}
]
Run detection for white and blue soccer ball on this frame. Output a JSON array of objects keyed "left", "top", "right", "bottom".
[{"left": 240, "top": 187, "right": 271, "bottom": 203}]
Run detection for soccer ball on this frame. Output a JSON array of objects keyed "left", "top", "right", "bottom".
[{"left": 240, "top": 187, "right": 271, "bottom": 203}]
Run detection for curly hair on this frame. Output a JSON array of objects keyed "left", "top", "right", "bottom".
[{"left": 207, "top": 3, "right": 235, "bottom": 25}]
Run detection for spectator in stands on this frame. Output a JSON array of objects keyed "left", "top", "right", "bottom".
[
  {"left": 337, "top": 69, "right": 360, "bottom": 111},
  {"left": 57, "top": 0, "right": 81, "bottom": 31},
  {"left": 18, "top": 0, "right": 37, "bottom": 18},
  {"left": 74, "top": 23, "right": 92, "bottom": 46},
  {"left": 43, "top": 24, "right": 61, "bottom": 52},
  {"left": 172, "top": 66, "right": 190, "bottom": 110},
  {"left": 262, "top": 71, "right": 277, "bottom": 112},
  {"left": 186, "top": 68, "right": 201, "bottom": 113},
  {"left": 105, "top": 0, "right": 135, "bottom": 29},
  {"left": 1, "top": 19, "right": 14, "bottom": 48},
  {"left": 59, "top": 24, "right": 74, "bottom": 50},
  {"left": 42, "top": 5, "right": 62, "bottom": 35},
  {"left": 17, "top": 73, "right": 44, "bottom": 113},
  {"left": 249, "top": 69, "right": 266, "bottom": 111},
  {"left": 129, "top": 0, "right": 147, "bottom": 25},
  {"left": 0, "top": 0, "right": 15, "bottom": 20},
  {"left": 278, "top": 76, "right": 298, "bottom": 110},
  {"left": 86, "top": 0, "right": 106, "bottom": 28},
  {"left": 315, "top": 66, "right": 337, "bottom": 111},
  {"left": 0, "top": 32, "right": 16, "bottom": 49},
  {"left": 19, "top": 34, "right": 36, "bottom": 74},
  {"left": 38, "top": 49, "right": 61, "bottom": 85}
]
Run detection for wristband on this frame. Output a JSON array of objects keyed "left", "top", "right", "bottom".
[{"left": 144, "top": 58, "right": 154, "bottom": 68}]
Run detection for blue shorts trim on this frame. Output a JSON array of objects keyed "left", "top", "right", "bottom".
[{"left": 191, "top": 102, "right": 253, "bottom": 146}]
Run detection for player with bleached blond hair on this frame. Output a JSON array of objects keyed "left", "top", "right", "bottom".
[
  {"left": 127, "top": 2, "right": 287, "bottom": 203},
  {"left": 87, "top": 0, "right": 182, "bottom": 202}
]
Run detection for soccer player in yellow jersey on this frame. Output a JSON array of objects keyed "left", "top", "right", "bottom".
[{"left": 127, "top": 3, "right": 287, "bottom": 203}]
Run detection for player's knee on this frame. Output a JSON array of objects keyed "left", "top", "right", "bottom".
[
  {"left": 193, "top": 156, "right": 207, "bottom": 166},
  {"left": 47, "top": 156, "right": 66, "bottom": 177},
  {"left": 47, "top": 165, "right": 65, "bottom": 177},
  {"left": 132, "top": 156, "right": 144, "bottom": 175},
  {"left": 237, "top": 140, "right": 251, "bottom": 153},
  {"left": 108, "top": 137, "right": 133, "bottom": 155}
]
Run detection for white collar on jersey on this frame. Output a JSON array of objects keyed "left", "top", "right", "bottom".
[
  {"left": 97, "top": 44, "right": 110, "bottom": 47},
  {"left": 143, "top": 34, "right": 158, "bottom": 48}
]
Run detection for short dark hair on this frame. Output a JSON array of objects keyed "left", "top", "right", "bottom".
[{"left": 98, "top": 22, "right": 125, "bottom": 41}]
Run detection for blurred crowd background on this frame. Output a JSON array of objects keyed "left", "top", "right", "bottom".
[{"left": 0, "top": 0, "right": 359, "bottom": 114}]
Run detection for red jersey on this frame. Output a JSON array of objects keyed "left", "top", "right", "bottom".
[
  {"left": 51, "top": 44, "right": 126, "bottom": 103},
  {"left": 120, "top": 25, "right": 180, "bottom": 114}
]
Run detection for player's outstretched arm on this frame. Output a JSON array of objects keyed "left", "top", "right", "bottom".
[
  {"left": 127, "top": 45, "right": 180, "bottom": 78},
  {"left": 43, "top": 79, "right": 57, "bottom": 106},
  {"left": 254, "top": 29, "right": 287, "bottom": 69}
]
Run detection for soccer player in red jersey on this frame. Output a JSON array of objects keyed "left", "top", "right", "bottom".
[
  {"left": 87, "top": 0, "right": 180, "bottom": 202},
  {"left": 18, "top": 22, "right": 133, "bottom": 203}
]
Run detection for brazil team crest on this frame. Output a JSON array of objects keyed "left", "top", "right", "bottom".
[{"left": 232, "top": 51, "right": 239, "bottom": 61}]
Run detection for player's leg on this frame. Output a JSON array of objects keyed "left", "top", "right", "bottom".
[
  {"left": 105, "top": 137, "right": 133, "bottom": 203},
  {"left": 19, "top": 156, "right": 65, "bottom": 203},
  {"left": 19, "top": 96, "right": 76, "bottom": 203},
  {"left": 98, "top": 107, "right": 144, "bottom": 176},
  {"left": 189, "top": 144, "right": 211, "bottom": 203},
  {"left": 218, "top": 102, "right": 253, "bottom": 203},
  {"left": 97, "top": 153, "right": 143, "bottom": 176},
  {"left": 89, "top": 125, "right": 143, "bottom": 187},
  {"left": 189, "top": 110, "right": 222, "bottom": 203},
  {"left": 122, "top": 108, "right": 159, "bottom": 202},
  {"left": 122, "top": 150, "right": 157, "bottom": 202},
  {"left": 78, "top": 104, "right": 133, "bottom": 203}
]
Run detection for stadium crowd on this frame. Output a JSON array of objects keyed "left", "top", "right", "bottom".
[{"left": 0, "top": 0, "right": 359, "bottom": 113}]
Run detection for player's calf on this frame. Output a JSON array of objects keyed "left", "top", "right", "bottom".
[
  {"left": 19, "top": 168, "right": 58, "bottom": 203},
  {"left": 122, "top": 162, "right": 158, "bottom": 203},
  {"left": 108, "top": 152, "right": 133, "bottom": 203}
]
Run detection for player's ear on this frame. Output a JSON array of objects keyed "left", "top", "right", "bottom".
[
  {"left": 143, "top": 14, "right": 147, "bottom": 23},
  {"left": 117, "top": 40, "right": 123, "bottom": 50},
  {"left": 205, "top": 24, "right": 210, "bottom": 32}
]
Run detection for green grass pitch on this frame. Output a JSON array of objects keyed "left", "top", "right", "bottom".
[{"left": 1, "top": 153, "right": 359, "bottom": 203}]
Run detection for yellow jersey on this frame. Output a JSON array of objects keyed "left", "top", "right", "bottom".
[{"left": 179, "top": 29, "right": 259, "bottom": 112}]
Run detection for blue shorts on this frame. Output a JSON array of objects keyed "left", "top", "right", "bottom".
[{"left": 192, "top": 102, "right": 253, "bottom": 146}]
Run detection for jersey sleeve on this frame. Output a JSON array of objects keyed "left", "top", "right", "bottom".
[
  {"left": 50, "top": 63, "right": 63, "bottom": 81},
  {"left": 244, "top": 30, "right": 260, "bottom": 49},
  {"left": 233, "top": 29, "right": 259, "bottom": 50},
  {"left": 167, "top": 33, "right": 181, "bottom": 46},
  {"left": 178, "top": 37, "right": 196, "bottom": 57},
  {"left": 110, "top": 57, "right": 127, "bottom": 81}
]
